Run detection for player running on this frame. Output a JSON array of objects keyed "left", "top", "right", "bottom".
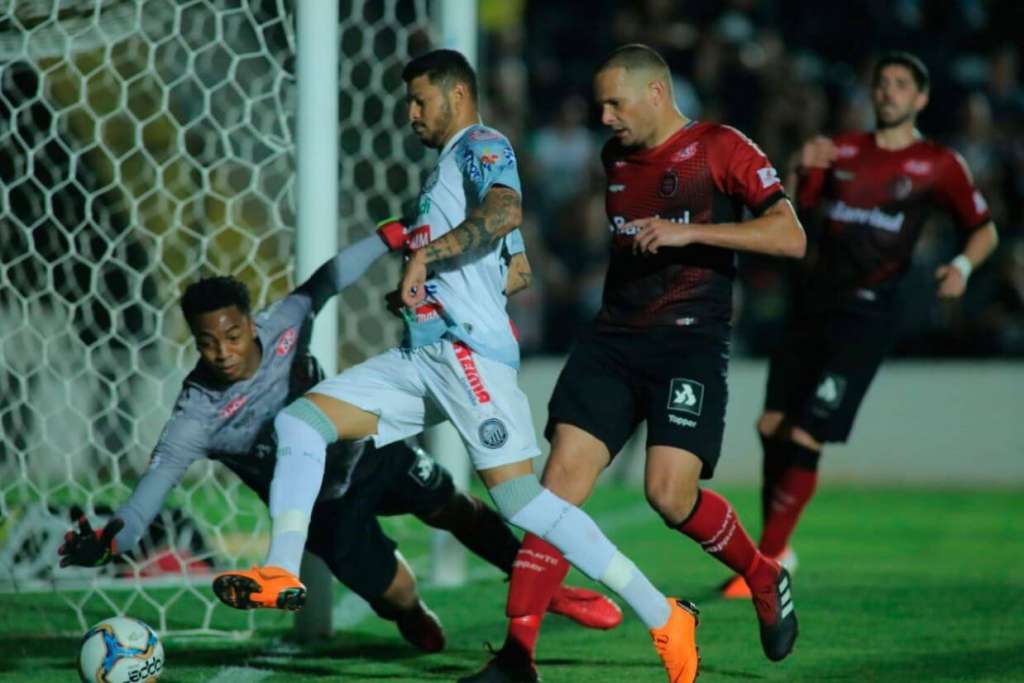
[
  {"left": 467, "top": 43, "right": 807, "bottom": 682},
  {"left": 215, "top": 49, "right": 702, "bottom": 682},
  {"left": 720, "top": 51, "right": 999, "bottom": 599},
  {"left": 57, "top": 229, "right": 622, "bottom": 651}
]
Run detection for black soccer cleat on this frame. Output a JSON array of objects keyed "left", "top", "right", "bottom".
[
  {"left": 457, "top": 644, "right": 541, "bottom": 683},
  {"left": 752, "top": 564, "right": 798, "bottom": 661},
  {"left": 395, "top": 600, "right": 446, "bottom": 653}
]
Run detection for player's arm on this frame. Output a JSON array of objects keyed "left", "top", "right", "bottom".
[
  {"left": 936, "top": 220, "right": 998, "bottom": 298},
  {"left": 784, "top": 135, "right": 836, "bottom": 198},
  {"left": 401, "top": 185, "right": 523, "bottom": 306},
  {"left": 58, "top": 418, "right": 206, "bottom": 567},
  {"left": 933, "top": 151, "right": 999, "bottom": 298},
  {"left": 504, "top": 251, "right": 532, "bottom": 296},
  {"left": 630, "top": 198, "right": 806, "bottom": 259},
  {"left": 294, "top": 219, "right": 411, "bottom": 314}
]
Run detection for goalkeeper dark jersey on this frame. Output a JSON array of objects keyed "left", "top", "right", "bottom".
[
  {"left": 597, "top": 120, "right": 787, "bottom": 329},
  {"left": 797, "top": 131, "right": 991, "bottom": 310},
  {"left": 112, "top": 234, "right": 389, "bottom": 551}
]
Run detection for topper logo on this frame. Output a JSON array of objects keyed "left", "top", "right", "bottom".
[{"left": 674, "top": 142, "right": 699, "bottom": 161}]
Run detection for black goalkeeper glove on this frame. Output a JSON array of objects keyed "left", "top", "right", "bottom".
[{"left": 58, "top": 506, "right": 124, "bottom": 568}]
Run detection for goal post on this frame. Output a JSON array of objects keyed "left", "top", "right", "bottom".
[{"left": 0, "top": 0, "right": 436, "bottom": 638}]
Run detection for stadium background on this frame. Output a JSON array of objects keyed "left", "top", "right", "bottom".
[{"left": 1, "top": 1, "right": 1021, "bottom": 681}]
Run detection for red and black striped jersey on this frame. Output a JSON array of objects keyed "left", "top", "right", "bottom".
[
  {"left": 598, "top": 121, "right": 786, "bottom": 328},
  {"left": 798, "top": 131, "right": 990, "bottom": 304}
]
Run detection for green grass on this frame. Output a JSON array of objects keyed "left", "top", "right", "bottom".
[{"left": 1, "top": 485, "right": 1022, "bottom": 682}]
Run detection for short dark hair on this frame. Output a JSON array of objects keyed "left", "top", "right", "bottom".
[
  {"left": 598, "top": 43, "right": 671, "bottom": 76},
  {"left": 180, "top": 276, "right": 251, "bottom": 328},
  {"left": 401, "top": 48, "right": 478, "bottom": 101},
  {"left": 872, "top": 51, "right": 930, "bottom": 92}
]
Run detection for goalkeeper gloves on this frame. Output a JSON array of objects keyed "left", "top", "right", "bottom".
[
  {"left": 58, "top": 506, "right": 124, "bottom": 568},
  {"left": 376, "top": 217, "right": 411, "bottom": 252}
]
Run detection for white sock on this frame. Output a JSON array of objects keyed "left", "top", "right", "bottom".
[
  {"left": 510, "top": 488, "right": 671, "bottom": 628},
  {"left": 265, "top": 411, "right": 327, "bottom": 575}
]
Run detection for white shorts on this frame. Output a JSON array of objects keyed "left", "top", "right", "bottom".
[{"left": 311, "top": 340, "right": 540, "bottom": 470}]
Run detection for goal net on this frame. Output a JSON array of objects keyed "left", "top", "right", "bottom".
[{"left": 0, "top": 0, "right": 432, "bottom": 636}]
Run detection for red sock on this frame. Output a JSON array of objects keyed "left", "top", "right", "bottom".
[
  {"left": 678, "top": 488, "right": 760, "bottom": 578},
  {"left": 759, "top": 465, "right": 818, "bottom": 557},
  {"left": 503, "top": 533, "right": 569, "bottom": 660}
]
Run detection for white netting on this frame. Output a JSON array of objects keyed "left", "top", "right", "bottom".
[{"left": 0, "top": 0, "right": 432, "bottom": 636}]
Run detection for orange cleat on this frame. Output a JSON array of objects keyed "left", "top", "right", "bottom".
[
  {"left": 212, "top": 565, "right": 306, "bottom": 611},
  {"left": 649, "top": 598, "right": 700, "bottom": 683},
  {"left": 548, "top": 585, "right": 623, "bottom": 630}
]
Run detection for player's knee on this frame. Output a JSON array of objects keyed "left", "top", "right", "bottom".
[
  {"left": 757, "top": 411, "right": 786, "bottom": 438},
  {"left": 788, "top": 426, "right": 823, "bottom": 452},
  {"left": 645, "top": 480, "right": 699, "bottom": 527},
  {"left": 278, "top": 397, "right": 338, "bottom": 445}
]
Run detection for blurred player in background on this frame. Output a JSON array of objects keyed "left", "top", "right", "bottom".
[
  {"left": 216, "top": 48, "right": 699, "bottom": 681},
  {"left": 58, "top": 226, "right": 622, "bottom": 652},
  {"left": 721, "top": 51, "right": 999, "bottom": 599},
  {"left": 469, "top": 43, "right": 807, "bottom": 683}
]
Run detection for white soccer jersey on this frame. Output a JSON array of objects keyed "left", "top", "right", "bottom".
[{"left": 403, "top": 123, "right": 525, "bottom": 368}]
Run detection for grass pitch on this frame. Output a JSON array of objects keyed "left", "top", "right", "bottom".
[{"left": 1, "top": 485, "right": 1021, "bottom": 682}]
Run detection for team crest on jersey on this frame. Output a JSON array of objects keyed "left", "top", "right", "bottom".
[
  {"left": 275, "top": 327, "right": 297, "bottom": 357},
  {"left": 890, "top": 175, "right": 914, "bottom": 201},
  {"left": 478, "top": 417, "right": 508, "bottom": 449},
  {"left": 673, "top": 142, "right": 699, "bottom": 161},
  {"left": 903, "top": 159, "right": 933, "bottom": 175},
  {"left": 659, "top": 170, "right": 679, "bottom": 197}
]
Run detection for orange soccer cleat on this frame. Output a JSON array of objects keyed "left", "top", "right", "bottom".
[
  {"left": 212, "top": 565, "right": 306, "bottom": 611},
  {"left": 649, "top": 598, "right": 700, "bottom": 683},
  {"left": 548, "top": 585, "right": 623, "bottom": 630}
]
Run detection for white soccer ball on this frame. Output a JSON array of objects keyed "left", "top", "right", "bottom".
[{"left": 78, "top": 616, "right": 165, "bottom": 683}]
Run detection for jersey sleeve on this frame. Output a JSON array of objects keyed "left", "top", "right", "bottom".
[
  {"left": 255, "top": 293, "right": 313, "bottom": 340},
  {"left": 457, "top": 129, "right": 522, "bottom": 204},
  {"left": 934, "top": 150, "right": 992, "bottom": 233},
  {"left": 291, "top": 233, "right": 390, "bottom": 314},
  {"left": 714, "top": 126, "right": 787, "bottom": 215},
  {"left": 112, "top": 409, "right": 208, "bottom": 551}
]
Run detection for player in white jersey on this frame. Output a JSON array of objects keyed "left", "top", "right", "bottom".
[{"left": 215, "top": 49, "right": 699, "bottom": 682}]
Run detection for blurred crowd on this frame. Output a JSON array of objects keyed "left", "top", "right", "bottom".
[{"left": 475, "top": 0, "right": 1024, "bottom": 356}]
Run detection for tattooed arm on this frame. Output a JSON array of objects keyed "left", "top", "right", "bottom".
[{"left": 400, "top": 185, "right": 523, "bottom": 307}]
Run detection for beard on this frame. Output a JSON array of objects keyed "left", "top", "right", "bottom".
[
  {"left": 419, "top": 100, "right": 454, "bottom": 149},
  {"left": 875, "top": 105, "right": 915, "bottom": 130}
]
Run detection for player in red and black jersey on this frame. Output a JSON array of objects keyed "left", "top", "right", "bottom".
[
  {"left": 720, "top": 52, "right": 1000, "bottom": 600},
  {"left": 464, "top": 44, "right": 806, "bottom": 683}
]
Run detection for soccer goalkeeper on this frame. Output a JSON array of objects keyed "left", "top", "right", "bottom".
[{"left": 57, "top": 225, "right": 621, "bottom": 650}]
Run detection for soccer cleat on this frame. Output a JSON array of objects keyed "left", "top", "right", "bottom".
[
  {"left": 212, "top": 566, "right": 306, "bottom": 611},
  {"left": 752, "top": 563, "right": 798, "bottom": 662},
  {"left": 719, "top": 546, "right": 798, "bottom": 600},
  {"left": 649, "top": 598, "right": 700, "bottom": 683},
  {"left": 457, "top": 644, "right": 540, "bottom": 683},
  {"left": 547, "top": 585, "right": 623, "bottom": 630},
  {"left": 395, "top": 600, "right": 446, "bottom": 653}
]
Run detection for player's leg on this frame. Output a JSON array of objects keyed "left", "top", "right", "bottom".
[
  {"left": 305, "top": 490, "right": 446, "bottom": 652},
  {"left": 214, "top": 349, "right": 429, "bottom": 609},
  {"left": 450, "top": 334, "right": 697, "bottom": 683}
]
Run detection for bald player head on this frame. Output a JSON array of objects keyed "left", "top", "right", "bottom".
[{"left": 594, "top": 44, "right": 685, "bottom": 149}]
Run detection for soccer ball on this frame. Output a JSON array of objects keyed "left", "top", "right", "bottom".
[{"left": 78, "top": 616, "right": 165, "bottom": 683}]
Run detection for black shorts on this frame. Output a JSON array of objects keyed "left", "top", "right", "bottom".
[
  {"left": 765, "top": 302, "right": 896, "bottom": 443},
  {"left": 304, "top": 441, "right": 455, "bottom": 602},
  {"left": 546, "top": 323, "right": 730, "bottom": 479}
]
